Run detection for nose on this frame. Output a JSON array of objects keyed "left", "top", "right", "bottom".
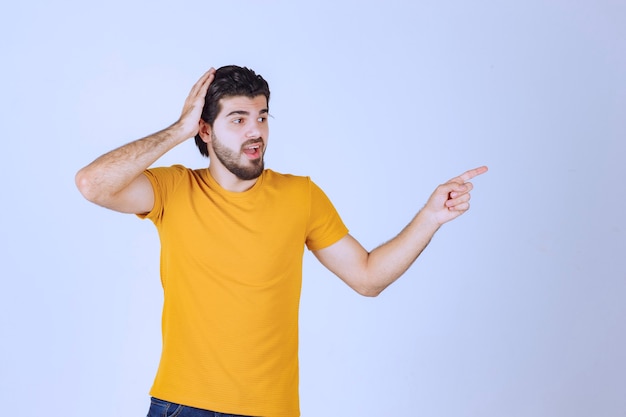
[{"left": 245, "top": 121, "right": 263, "bottom": 139}]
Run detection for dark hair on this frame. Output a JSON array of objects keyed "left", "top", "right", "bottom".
[{"left": 194, "top": 65, "right": 271, "bottom": 157}]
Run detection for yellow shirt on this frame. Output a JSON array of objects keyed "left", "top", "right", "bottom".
[{"left": 140, "top": 165, "right": 348, "bottom": 417}]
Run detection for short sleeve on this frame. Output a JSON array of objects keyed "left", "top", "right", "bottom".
[
  {"left": 136, "top": 165, "right": 188, "bottom": 223},
  {"left": 304, "top": 179, "right": 349, "bottom": 251}
]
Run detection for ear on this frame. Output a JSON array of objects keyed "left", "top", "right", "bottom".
[{"left": 198, "top": 119, "right": 212, "bottom": 144}]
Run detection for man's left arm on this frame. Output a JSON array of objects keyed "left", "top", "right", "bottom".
[{"left": 312, "top": 166, "right": 488, "bottom": 297}]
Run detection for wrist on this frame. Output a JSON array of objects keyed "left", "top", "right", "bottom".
[
  {"left": 416, "top": 206, "right": 444, "bottom": 231},
  {"left": 167, "top": 120, "right": 196, "bottom": 144}
]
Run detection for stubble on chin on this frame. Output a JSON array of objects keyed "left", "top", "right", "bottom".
[{"left": 211, "top": 139, "right": 265, "bottom": 181}]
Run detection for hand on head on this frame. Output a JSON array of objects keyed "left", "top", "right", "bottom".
[{"left": 177, "top": 68, "right": 217, "bottom": 138}]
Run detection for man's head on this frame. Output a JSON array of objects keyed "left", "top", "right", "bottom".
[{"left": 194, "top": 65, "right": 270, "bottom": 158}]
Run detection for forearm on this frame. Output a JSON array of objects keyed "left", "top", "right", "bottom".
[
  {"left": 363, "top": 209, "right": 441, "bottom": 295},
  {"left": 76, "top": 122, "right": 187, "bottom": 203},
  {"left": 316, "top": 166, "right": 486, "bottom": 297}
]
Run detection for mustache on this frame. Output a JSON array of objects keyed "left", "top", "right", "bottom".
[{"left": 241, "top": 138, "right": 264, "bottom": 148}]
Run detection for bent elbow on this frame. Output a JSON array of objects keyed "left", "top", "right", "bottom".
[
  {"left": 354, "top": 284, "right": 385, "bottom": 298},
  {"left": 75, "top": 169, "right": 91, "bottom": 199},
  {"left": 346, "top": 272, "right": 388, "bottom": 297},
  {"left": 75, "top": 168, "right": 101, "bottom": 204},
  {"left": 360, "top": 289, "right": 382, "bottom": 298}
]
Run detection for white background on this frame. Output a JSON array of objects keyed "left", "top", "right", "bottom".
[{"left": 1, "top": 0, "right": 625, "bottom": 416}]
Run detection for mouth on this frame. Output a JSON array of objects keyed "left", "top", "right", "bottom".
[{"left": 242, "top": 141, "right": 263, "bottom": 159}]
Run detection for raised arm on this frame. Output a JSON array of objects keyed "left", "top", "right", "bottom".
[
  {"left": 75, "top": 68, "right": 216, "bottom": 213},
  {"left": 313, "top": 166, "right": 488, "bottom": 296}
]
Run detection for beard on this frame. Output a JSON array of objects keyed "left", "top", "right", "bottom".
[{"left": 211, "top": 133, "right": 265, "bottom": 181}]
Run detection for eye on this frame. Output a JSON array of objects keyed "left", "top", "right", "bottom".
[
  {"left": 257, "top": 117, "right": 267, "bottom": 123},
  {"left": 233, "top": 118, "right": 243, "bottom": 124}
]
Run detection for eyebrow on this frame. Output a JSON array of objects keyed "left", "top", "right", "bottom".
[{"left": 225, "top": 109, "right": 269, "bottom": 117}]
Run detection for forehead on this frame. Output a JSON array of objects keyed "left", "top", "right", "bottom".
[{"left": 217, "top": 95, "right": 268, "bottom": 115}]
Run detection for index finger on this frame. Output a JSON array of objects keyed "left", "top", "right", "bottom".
[
  {"left": 452, "top": 165, "right": 489, "bottom": 183},
  {"left": 190, "top": 67, "right": 216, "bottom": 96}
]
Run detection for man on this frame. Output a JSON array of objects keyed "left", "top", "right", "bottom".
[{"left": 76, "top": 65, "right": 487, "bottom": 417}]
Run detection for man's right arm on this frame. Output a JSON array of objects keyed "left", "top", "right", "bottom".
[
  {"left": 75, "top": 124, "right": 188, "bottom": 213},
  {"left": 75, "top": 68, "right": 216, "bottom": 214}
]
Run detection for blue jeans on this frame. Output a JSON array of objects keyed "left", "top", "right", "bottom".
[{"left": 147, "top": 397, "right": 256, "bottom": 417}]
